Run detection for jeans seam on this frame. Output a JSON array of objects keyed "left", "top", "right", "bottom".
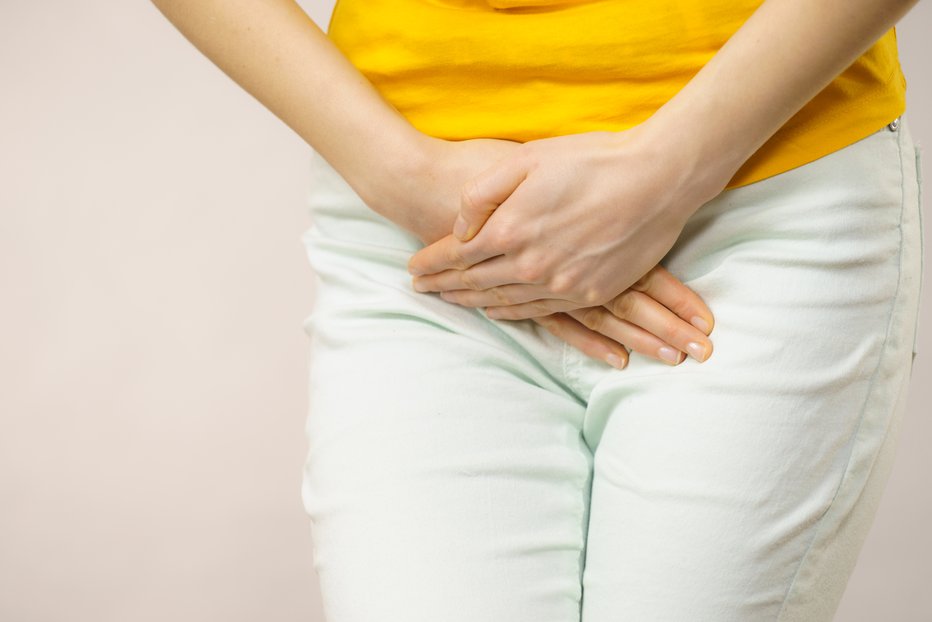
[
  {"left": 774, "top": 117, "right": 908, "bottom": 621},
  {"left": 561, "top": 341, "right": 579, "bottom": 397}
]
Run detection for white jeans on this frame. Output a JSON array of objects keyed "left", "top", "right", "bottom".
[{"left": 299, "top": 114, "right": 923, "bottom": 621}]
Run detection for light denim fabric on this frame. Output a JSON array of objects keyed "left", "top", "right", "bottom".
[{"left": 299, "top": 114, "right": 923, "bottom": 622}]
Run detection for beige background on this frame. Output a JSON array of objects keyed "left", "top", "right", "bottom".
[{"left": 0, "top": 1, "right": 929, "bottom": 620}]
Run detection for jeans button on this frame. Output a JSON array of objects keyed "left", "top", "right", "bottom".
[{"left": 888, "top": 117, "right": 900, "bottom": 132}]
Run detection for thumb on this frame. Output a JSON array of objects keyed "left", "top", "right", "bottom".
[{"left": 454, "top": 155, "right": 529, "bottom": 242}]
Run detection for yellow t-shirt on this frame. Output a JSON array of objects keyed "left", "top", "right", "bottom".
[{"left": 326, "top": 0, "right": 907, "bottom": 190}]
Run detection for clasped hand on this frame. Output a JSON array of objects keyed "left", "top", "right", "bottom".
[
  {"left": 407, "top": 126, "right": 710, "bottom": 320},
  {"left": 400, "top": 124, "right": 721, "bottom": 368}
]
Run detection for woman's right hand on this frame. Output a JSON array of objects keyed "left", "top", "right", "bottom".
[{"left": 391, "top": 136, "right": 714, "bottom": 369}]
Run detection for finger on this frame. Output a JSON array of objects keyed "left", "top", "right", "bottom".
[
  {"left": 436, "top": 282, "right": 555, "bottom": 308},
  {"left": 482, "top": 297, "right": 584, "bottom": 320},
  {"left": 411, "top": 254, "right": 547, "bottom": 293},
  {"left": 455, "top": 154, "right": 529, "bottom": 242},
  {"left": 605, "top": 289, "right": 713, "bottom": 363},
  {"left": 566, "top": 306, "right": 687, "bottom": 366},
  {"left": 531, "top": 313, "right": 630, "bottom": 370},
  {"left": 407, "top": 231, "right": 501, "bottom": 277},
  {"left": 629, "top": 265, "right": 715, "bottom": 336}
]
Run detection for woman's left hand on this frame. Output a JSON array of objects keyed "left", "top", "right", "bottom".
[{"left": 406, "top": 123, "right": 726, "bottom": 320}]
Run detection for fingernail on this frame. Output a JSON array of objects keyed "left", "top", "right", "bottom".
[
  {"left": 686, "top": 341, "right": 709, "bottom": 362},
  {"left": 690, "top": 315, "right": 711, "bottom": 334},
  {"left": 659, "top": 346, "right": 684, "bottom": 365},
  {"left": 453, "top": 215, "right": 468, "bottom": 239},
  {"left": 606, "top": 353, "right": 627, "bottom": 370}
]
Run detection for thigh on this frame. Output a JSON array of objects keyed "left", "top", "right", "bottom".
[
  {"left": 577, "top": 117, "right": 923, "bottom": 622},
  {"left": 300, "top": 153, "right": 592, "bottom": 622}
]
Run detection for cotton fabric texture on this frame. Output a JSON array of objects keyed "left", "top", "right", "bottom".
[{"left": 299, "top": 114, "right": 923, "bottom": 621}]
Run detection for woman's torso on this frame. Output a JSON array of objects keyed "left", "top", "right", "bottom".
[{"left": 326, "top": 0, "right": 906, "bottom": 190}]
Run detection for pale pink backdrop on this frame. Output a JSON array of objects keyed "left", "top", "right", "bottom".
[{"left": 0, "top": 1, "right": 929, "bottom": 620}]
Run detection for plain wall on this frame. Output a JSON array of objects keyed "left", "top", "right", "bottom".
[{"left": 0, "top": 1, "right": 929, "bottom": 620}]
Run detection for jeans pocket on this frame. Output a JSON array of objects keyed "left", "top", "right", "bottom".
[{"left": 913, "top": 142, "right": 924, "bottom": 361}]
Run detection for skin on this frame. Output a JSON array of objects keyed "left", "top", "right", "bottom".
[
  {"left": 148, "top": 0, "right": 720, "bottom": 369},
  {"left": 407, "top": 0, "right": 921, "bottom": 321}
]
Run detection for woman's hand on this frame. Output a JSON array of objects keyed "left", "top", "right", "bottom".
[
  {"left": 531, "top": 263, "right": 715, "bottom": 368},
  {"left": 391, "top": 136, "right": 715, "bottom": 368},
  {"left": 405, "top": 123, "right": 727, "bottom": 320},
  {"left": 369, "top": 136, "right": 523, "bottom": 246}
]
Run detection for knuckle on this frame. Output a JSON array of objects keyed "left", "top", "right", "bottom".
[
  {"left": 490, "top": 287, "right": 512, "bottom": 305},
  {"left": 582, "top": 285, "right": 605, "bottom": 306},
  {"left": 440, "top": 290, "right": 460, "bottom": 303},
  {"left": 610, "top": 291, "right": 639, "bottom": 318},
  {"left": 459, "top": 269, "right": 480, "bottom": 290},
  {"left": 489, "top": 226, "right": 511, "bottom": 249},
  {"left": 549, "top": 271, "right": 576, "bottom": 295},
  {"left": 491, "top": 222, "right": 522, "bottom": 249},
  {"left": 533, "top": 313, "right": 559, "bottom": 331},
  {"left": 445, "top": 246, "right": 468, "bottom": 271},
  {"left": 515, "top": 256, "right": 543, "bottom": 282},
  {"left": 630, "top": 270, "right": 655, "bottom": 292},
  {"left": 660, "top": 316, "right": 687, "bottom": 343},
  {"left": 669, "top": 298, "right": 695, "bottom": 321},
  {"left": 578, "top": 306, "right": 606, "bottom": 332}
]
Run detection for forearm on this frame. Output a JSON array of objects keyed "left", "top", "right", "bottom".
[
  {"left": 148, "top": 0, "right": 430, "bottom": 210},
  {"left": 646, "top": 0, "right": 919, "bottom": 208}
]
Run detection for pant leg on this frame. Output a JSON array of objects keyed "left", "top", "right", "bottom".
[
  {"left": 570, "top": 115, "right": 924, "bottom": 621},
  {"left": 298, "top": 150, "right": 592, "bottom": 622}
]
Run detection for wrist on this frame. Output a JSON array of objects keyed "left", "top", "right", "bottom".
[
  {"left": 638, "top": 98, "right": 751, "bottom": 214},
  {"left": 354, "top": 125, "right": 436, "bottom": 215}
]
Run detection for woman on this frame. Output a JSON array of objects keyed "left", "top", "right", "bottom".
[{"left": 151, "top": 0, "right": 923, "bottom": 619}]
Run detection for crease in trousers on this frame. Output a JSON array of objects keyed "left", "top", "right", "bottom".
[{"left": 298, "top": 113, "right": 924, "bottom": 622}]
